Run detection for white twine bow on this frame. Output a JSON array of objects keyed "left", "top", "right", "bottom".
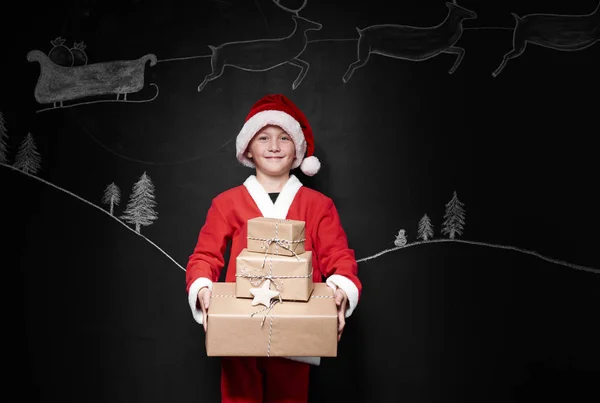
[
  {"left": 236, "top": 257, "right": 314, "bottom": 296},
  {"left": 247, "top": 220, "right": 305, "bottom": 266}
]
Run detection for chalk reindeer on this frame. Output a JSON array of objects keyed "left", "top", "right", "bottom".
[
  {"left": 197, "top": 0, "right": 321, "bottom": 91},
  {"left": 492, "top": 1, "right": 600, "bottom": 77},
  {"left": 27, "top": 49, "right": 158, "bottom": 109},
  {"left": 342, "top": 1, "right": 477, "bottom": 83}
]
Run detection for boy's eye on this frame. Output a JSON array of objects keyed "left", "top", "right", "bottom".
[
  {"left": 258, "top": 136, "right": 268, "bottom": 140},
  {"left": 281, "top": 136, "right": 290, "bottom": 140}
]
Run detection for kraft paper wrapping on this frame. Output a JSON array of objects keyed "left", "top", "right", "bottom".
[
  {"left": 206, "top": 283, "right": 337, "bottom": 358},
  {"left": 235, "top": 248, "right": 314, "bottom": 302},
  {"left": 247, "top": 217, "right": 306, "bottom": 256}
]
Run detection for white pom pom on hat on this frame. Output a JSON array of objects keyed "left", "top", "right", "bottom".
[{"left": 235, "top": 94, "right": 321, "bottom": 176}]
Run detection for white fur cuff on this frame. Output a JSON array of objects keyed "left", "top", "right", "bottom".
[
  {"left": 284, "top": 356, "right": 322, "bottom": 366},
  {"left": 326, "top": 274, "right": 360, "bottom": 318},
  {"left": 188, "top": 277, "right": 214, "bottom": 325}
]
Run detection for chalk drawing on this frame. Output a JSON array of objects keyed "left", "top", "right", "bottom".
[
  {"left": 70, "top": 41, "right": 88, "bottom": 66},
  {"left": 102, "top": 182, "right": 121, "bottom": 216},
  {"left": 342, "top": 1, "right": 477, "bottom": 83},
  {"left": 271, "top": 0, "right": 308, "bottom": 15},
  {"left": 3, "top": 161, "right": 596, "bottom": 276},
  {"left": 0, "top": 111, "right": 8, "bottom": 164},
  {"left": 120, "top": 172, "right": 158, "bottom": 234},
  {"left": 27, "top": 49, "right": 159, "bottom": 112},
  {"left": 48, "top": 37, "right": 74, "bottom": 67},
  {"left": 13, "top": 133, "right": 41, "bottom": 175},
  {"left": 394, "top": 229, "right": 408, "bottom": 247},
  {"left": 492, "top": 1, "right": 600, "bottom": 77},
  {"left": 356, "top": 239, "right": 600, "bottom": 275},
  {"left": 197, "top": 0, "right": 322, "bottom": 91},
  {"left": 417, "top": 214, "right": 434, "bottom": 241},
  {"left": 74, "top": 114, "right": 236, "bottom": 166},
  {"left": 358, "top": 191, "right": 597, "bottom": 274},
  {"left": 1, "top": 162, "right": 184, "bottom": 271},
  {"left": 441, "top": 191, "right": 466, "bottom": 239}
]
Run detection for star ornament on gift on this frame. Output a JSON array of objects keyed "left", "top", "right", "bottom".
[{"left": 249, "top": 281, "right": 280, "bottom": 308}]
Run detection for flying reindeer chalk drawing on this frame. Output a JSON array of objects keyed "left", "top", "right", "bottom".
[
  {"left": 27, "top": 47, "right": 159, "bottom": 112},
  {"left": 492, "top": 1, "right": 600, "bottom": 77},
  {"left": 342, "top": 1, "right": 477, "bottom": 83},
  {"left": 197, "top": 0, "right": 322, "bottom": 92}
]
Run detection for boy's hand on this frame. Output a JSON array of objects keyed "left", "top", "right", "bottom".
[
  {"left": 334, "top": 288, "right": 348, "bottom": 341},
  {"left": 198, "top": 287, "right": 212, "bottom": 332}
]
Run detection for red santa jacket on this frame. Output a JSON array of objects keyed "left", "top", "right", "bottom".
[{"left": 186, "top": 175, "right": 362, "bottom": 326}]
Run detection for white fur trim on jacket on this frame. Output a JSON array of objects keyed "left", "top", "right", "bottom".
[
  {"left": 188, "top": 277, "right": 214, "bottom": 325},
  {"left": 236, "top": 110, "right": 307, "bottom": 169},
  {"left": 243, "top": 175, "right": 303, "bottom": 219},
  {"left": 284, "top": 356, "right": 321, "bottom": 366},
  {"left": 326, "top": 274, "right": 360, "bottom": 318}
]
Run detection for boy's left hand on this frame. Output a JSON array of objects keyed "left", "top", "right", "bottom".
[{"left": 334, "top": 289, "right": 348, "bottom": 341}]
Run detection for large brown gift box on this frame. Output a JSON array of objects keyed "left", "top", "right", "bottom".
[
  {"left": 236, "top": 248, "right": 314, "bottom": 302},
  {"left": 205, "top": 282, "right": 338, "bottom": 358},
  {"left": 246, "top": 217, "right": 306, "bottom": 256}
]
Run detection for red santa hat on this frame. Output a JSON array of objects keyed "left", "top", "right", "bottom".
[{"left": 236, "top": 94, "right": 321, "bottom": 176}]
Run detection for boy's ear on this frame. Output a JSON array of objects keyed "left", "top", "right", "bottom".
[{"left": 246, "top": 151, "right": 252, "bottom": 158}]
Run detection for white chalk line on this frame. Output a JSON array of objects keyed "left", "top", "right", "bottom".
[
  {"left": 35, "top": 84, "right": 160, "bottom": 113},
  {"left": 5, "top": 163, "right": 596, "bottom": 276},
  {"left": 75, "top": 118, "right": 237, "bottom": 166},
  {"left": 157, "top": 55, "right": 211, "bottom": 63},
  {"left": 1, "top": 163, "right": 185, "bottom": 272},
  {"left": 357, "top": 238, "right": 599, "bottom": 274}
]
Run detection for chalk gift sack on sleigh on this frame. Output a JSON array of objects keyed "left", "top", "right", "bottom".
[
  {"left": 205, "top": 283, "right": 337, "bottom": 358},
  {"left": 246, "top": 217, "right": 306, "bottom": 256},
  {"left": 235, "top": 248, "right": 314, "bottom": 302}
]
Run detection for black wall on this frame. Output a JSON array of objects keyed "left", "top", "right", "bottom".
[{"left": 3, "top": 0, "right": 600, "bottom": 402}]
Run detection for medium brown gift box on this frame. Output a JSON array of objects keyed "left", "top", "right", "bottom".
[
  {"left": 205, "top": 282, "right": 337, "bottom": 358},
  {"left": 236, "top": 248, "right": 314, "bottom": 302},
  {"left": 246, "top": 217, "right": 306, "bottom": 256}
]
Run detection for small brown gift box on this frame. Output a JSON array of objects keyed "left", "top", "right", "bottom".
[
  {"left": 246, "top": 217, "right": 306, "bottom": 256},
  {"left": 206, "top": 282, "right": 338, "bottom": 358},
  {"left": 236, "top": 248, "right": 314, "bottom": 302}
]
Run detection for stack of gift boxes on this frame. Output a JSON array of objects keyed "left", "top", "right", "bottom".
[{"left": 205, "top": 217, "right": 338, "bottom": 358}]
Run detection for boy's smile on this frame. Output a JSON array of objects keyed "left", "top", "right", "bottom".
[{"left": 246, "top": 125, "right": 296, "bottom": 178}]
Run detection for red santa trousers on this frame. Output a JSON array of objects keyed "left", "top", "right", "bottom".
[{"left": 221, "top": 357, "right": 310, "bottom": 403}]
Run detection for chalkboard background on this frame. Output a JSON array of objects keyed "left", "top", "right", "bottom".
[{"left": 3, "top": 0, "right": 599, "bottom": 402}]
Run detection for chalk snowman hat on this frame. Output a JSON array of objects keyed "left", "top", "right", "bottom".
[{"left": 235, "top": 94, "right": 321, "bottom": 176}]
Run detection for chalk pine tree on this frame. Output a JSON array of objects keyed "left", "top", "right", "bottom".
[
  {"left": 0, "top": 111, "right": 8, "bottom": 164},
  {"left": 13, "top": 132, "right": 41, "bottom": 174},
  {"left": 441, "top": 191, "right": 466, "bottom": 239},
  {"left": 102, "top": 182, "right": 121, "bottom": 215},
  {"left": 120, "top": 172, "right": 158, "bottom": 233},
  {"left": 417, "top": 213, "right": 434, "bottom": 241}
]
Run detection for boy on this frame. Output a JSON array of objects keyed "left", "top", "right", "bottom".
[{"left": 185, "top": 94, "right": 362, "bottom": 403}]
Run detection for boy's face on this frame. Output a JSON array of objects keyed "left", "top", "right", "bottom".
[{"left": 246, "top": 125, "right": 296, "bottom": 177}]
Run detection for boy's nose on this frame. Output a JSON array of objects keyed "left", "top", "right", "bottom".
[{"left": 268, "top": 140, "right": 280, "bottom": 152}]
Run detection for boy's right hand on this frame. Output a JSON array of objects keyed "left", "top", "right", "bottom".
[{"left": 198, "top": 287, "right": 212, "bottom": 332}]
